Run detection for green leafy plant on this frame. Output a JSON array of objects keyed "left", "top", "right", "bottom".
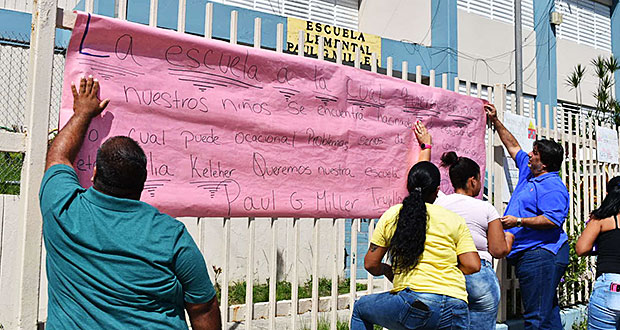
[
  {"left": 559, "top": 226, "right": 592, "bottom": 307},
  {"left": 566, "top": 55, "right": 620, "bottom": 126},
  {"left": 571, "top": 309, "right": 588, "bottom": 330},
  {"left": 300, "top": 318, "right": 383, "bottom": 330},
  {"left": 566, "top": 64, "right": 586, "bottom": 106},
  {"left": 300, "top": 317, "right": 351, "bottom": 330},
  {"left": 212, "top": 273, "right": 367, "bottom": 305},
  {"left": 0, "top": 152, "right": 23, "bottom": 195}
]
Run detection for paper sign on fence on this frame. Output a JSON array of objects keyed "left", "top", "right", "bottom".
[
  {"left": 502, "top": 112, "right": 537, "bottom": 202},
  {"left": 596, "top": 126, "right": 619, "bottom": 164},
  {"left": 59, "top": 12, "right": 487, "bottom": 218}
]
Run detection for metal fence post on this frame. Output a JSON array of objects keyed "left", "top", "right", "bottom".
[
  {"left": 17, "top": 0, "right": 57, "bottom": 328},
  {"left": 493, "top": 83, "right": 508, "bottom": 322}
]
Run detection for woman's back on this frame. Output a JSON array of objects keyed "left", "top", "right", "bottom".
[
  {"left": 595, "top": 214, "right": 620, "bottom": 278},
  {"left": 576, "top": 176, "right": 620, "bottom": 330},
  {"left": 371, "top": 203, "right": 476, "bottom": 302},
  {"left": 435, "top": 193, "right": 499, "bottom": 263}
]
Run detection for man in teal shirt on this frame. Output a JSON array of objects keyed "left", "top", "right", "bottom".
[{"left": 40, "top": 76, "right": 221, "bottom": 329}]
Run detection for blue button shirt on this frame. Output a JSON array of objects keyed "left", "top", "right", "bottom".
[
  {"left": 40, "top": 165, "right": 215, "bottom": 329},
  {"left": 505, "top": 150, "right": 569, "bottom": 257}
]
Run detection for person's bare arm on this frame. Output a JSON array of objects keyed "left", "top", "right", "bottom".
[
  {"left": 46, "top": 76, "right": 109, "bottom": 171},
  {"left": 504, "top": 232, "right": 515, "bottom": 255},
  {"left": 576, "top": 219, "right": 601, "bottom": 256},
  {"left": 413, "top": 121, "right": 431, "bottom": 162},
  {"left": 487, "top": 219, "right": 510, "bottom": 259},
  {"left": 457, "top": 251, "right": 481, "bottom": 275},
  {"left": 364, "top": 243, "right": 394, "bottom": 282},
  {"left": 484, "top": 104, "right": 521, "bottom": 161},
  {"left": 185, "top": 296, "right": 222, "bottom": 330},
  {"left": 501, "top": 215, "right": 558, "bottom": 230}
]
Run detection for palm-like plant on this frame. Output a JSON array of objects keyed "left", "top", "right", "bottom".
[
  {"left": 565, "top": 63, "right": 586, "bottom": 105},
  {"left": 566, "top": 55, "right": 620, "bottom": 126}
]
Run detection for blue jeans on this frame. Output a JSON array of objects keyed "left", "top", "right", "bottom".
[
  {"left": 466, "top": 260, "right": 500, "bottom": 330},
  {"left": 350, "top": 289, "right": 469, "bottom": 330},
  {"left": 509, "top": 243, "right": 569, "bottom": 330},
  {"left": 588, "top": 273, "right": 620, "bottom": 330}
]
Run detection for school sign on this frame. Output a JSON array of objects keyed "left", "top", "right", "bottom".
[{"left": 286, "top": 17, "right": 381, "bottom": 66}]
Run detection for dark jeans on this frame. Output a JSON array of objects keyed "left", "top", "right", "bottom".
[
  {"left": 509, "top": 243, "right": 569, "bottom": 330},
  {"left": 350, "top": 288, "right": 469, "bottom": 330}
]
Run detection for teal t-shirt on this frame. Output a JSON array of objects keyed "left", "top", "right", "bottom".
[{"left": 39, "top": 165, "right": 215, "bottom": 329}]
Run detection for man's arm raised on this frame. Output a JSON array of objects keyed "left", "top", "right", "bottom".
[
  {"left": 484, "top": 104, "right": 521, "bottom": 161},
  {"left": 46, "top": 76, "right": 109, "bottom": 171}
]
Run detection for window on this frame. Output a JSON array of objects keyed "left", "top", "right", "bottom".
[
  {"left": 557, "top": 102, "right": 596, "bottom": 135},
  {"left": 212, "top": 0, "right": 359, "bottom": 30},
  {"left": 555, "top": 0, "right": 611, "bottom": 52},
  {"left": 457, "top": 0, "right": 535, "bottom": 29},
  {"left": 457, "top": 81, "right": 536, "bottom": 118}
]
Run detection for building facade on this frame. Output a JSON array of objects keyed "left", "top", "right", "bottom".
[{"left": 1, "top": 0, "right": 618, "bottom": 118}]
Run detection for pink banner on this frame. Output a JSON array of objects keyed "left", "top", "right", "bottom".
[{"left": 59, "top": 12, "right": 487, "bottom": 218}]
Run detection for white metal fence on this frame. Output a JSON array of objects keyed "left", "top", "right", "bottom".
[{"left": 1, "top": 0, "right": 619, "bottom": 329}]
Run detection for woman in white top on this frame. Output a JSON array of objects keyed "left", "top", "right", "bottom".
[{"left": 414, "top": 121, "right": 514, "bottom": 330}]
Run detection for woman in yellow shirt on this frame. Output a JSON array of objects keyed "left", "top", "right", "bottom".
[{"left": 350, "top": 159, "right": 481, "bottom": 329}]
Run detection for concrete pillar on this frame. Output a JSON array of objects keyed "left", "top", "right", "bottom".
[
  {"left": 612, "top": 0, "right": 620, "bottom": 100},
  {"left": 534, "top": 0, "right": 557, "bottom": 128},
  {"left": 431, "top": 0, "right": 458, "bottom": 90}
]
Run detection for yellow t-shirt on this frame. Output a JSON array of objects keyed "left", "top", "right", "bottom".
[{"left": 371, "top": 203, "right": 477, "bottom": 302}]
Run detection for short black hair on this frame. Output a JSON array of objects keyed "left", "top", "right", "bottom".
[
  {"left": 94, "top": 136, "right": 147, "bottom": 198},
  {"left": 533, "top": 139, "right": 564, "bottom": 172}
]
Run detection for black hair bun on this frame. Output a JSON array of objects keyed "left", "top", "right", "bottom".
[{"left": 440, "top": 151, "right": 459, "bottom": 168}]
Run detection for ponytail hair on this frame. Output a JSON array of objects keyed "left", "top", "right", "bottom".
[
  {"left": 390, "top": 161, "right": 440, "bottom": 273},
  {"left": 591, "top": 176, "right": 620, "bottom": 220},
  {"left": 440, "top": 151, "right": 480, "bottom": 190}
]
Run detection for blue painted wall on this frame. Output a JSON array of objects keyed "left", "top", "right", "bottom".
[
  {"left": 74, "top": 0, "right": 115, "bottom": 17},
  {"left": 534, "top": 0, "right": 557, "bottom": 128},
  {"left": 613, "top": 0, "right": 620, "bottom": 100},
  {"left": 78, "top": 0, "right": 286, "bottom": 48},
  {"left": 344, "top": 219, "right": 379, "bottom": 279},
  {"left": 5, "top": 0, "right": 458, "bottom": 83},
  {"left": 430, "top": 0, "right": 458, "bottom": 88},
  {"left": 124, "top": 0, "right": 286, "bottom": 49},
  {"left": 380, "top": 0, "right": 458, "bottom": 90}
]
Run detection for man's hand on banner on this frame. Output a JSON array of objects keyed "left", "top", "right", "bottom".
[
  {"left": 71, "top": 75, "right": 110, "bottom": 119},
  {"left": 484, "top": 104, "right": 498, "bottom": 122}
]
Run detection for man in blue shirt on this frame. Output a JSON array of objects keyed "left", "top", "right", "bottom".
[
  {"left": 486, "top": 104, "right": 569, "bottom": 330},
  {"left": 40, "top": 76, "right": 221, "bottom": 329}
]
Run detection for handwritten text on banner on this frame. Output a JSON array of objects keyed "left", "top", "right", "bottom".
[{"left": 59, "top": 13, "right": 486, "bottom": 218}]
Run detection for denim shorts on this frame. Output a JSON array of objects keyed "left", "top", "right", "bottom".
[{"left": 588, "top": 273, "right": 620, "bottom": 330}]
